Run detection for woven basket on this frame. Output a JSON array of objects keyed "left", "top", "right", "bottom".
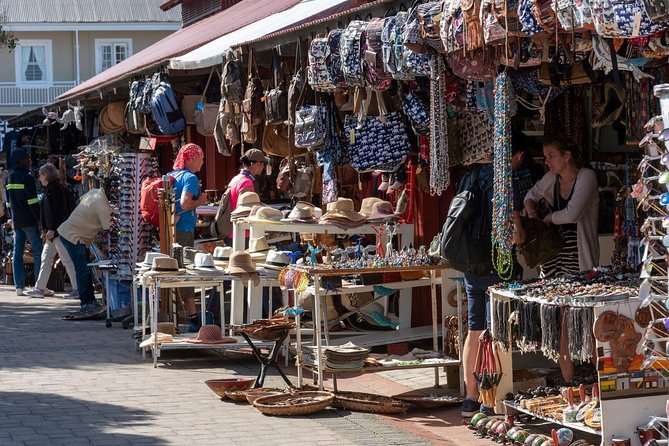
[
  {"left": 253, "top": 391, "right": 334, "bottom": 416},
  {"left": 244, "top": 388, "right": 286, "bottom": 405},
  {"left": 333, "top": 391, "right": 410, "bottom": 414},
  {"left": 391, "top": 393, "right": 463, "bottom": 408},
  {"left": 225, "top": 390, "right": 251, "bottom": 402}
]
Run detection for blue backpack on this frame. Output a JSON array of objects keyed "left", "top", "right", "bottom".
[{"left": 150, "top": 74, "right": 185, "bottom": 135}]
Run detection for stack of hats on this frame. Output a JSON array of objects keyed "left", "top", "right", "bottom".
[
  {"left": 247, "top": 236, "right": 271, "bottom": 261},
  {"left": 99, "top": 102, "right": 125, "bottom": 134},
  {"left": 136, "top": 253, "right": 185, "bottom": 279},
  {"left": 231, "top": 192, "right": 263, "bottom": 221},
  {"left": 359, "top": 197, "right": 384, "bottom": 219},
  {"left": 366, "top": 201, "right": 400, "bottom": 224},
  {"left": 319, "top": 198, "right": 365, "bottom": 230},
  {"left": 323, "top": 342, "right": 370, "bottom": 369},
  {"left": 224, "top": 251, "right": 260, "bottom": 286},
  {"left": 186, "top": 253, "right": 224, "bottom": 276},
  {"left": 283, "top": 201, "right": 319, "bottom": 223}
]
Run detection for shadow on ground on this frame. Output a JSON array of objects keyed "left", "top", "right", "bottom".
[{"left": 0, "top": 391, "right": 165, "bottom": 445}]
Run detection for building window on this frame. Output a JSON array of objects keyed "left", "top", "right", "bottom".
[
  {"left": 15, "top": 40, "right": 52, "bottom": 85},
  {"left": 95, "top": 39, "right": 132, "bottom": 73}
]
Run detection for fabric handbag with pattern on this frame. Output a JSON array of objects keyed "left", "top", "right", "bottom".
[
  {"left": 609, "top": 0, "right": 660, "bottom": 37},
  {"left": 518, "top": 0, "right": 545, "bottom": 34},
  {"left": 448, "top": 47, "right": 500, "bottom": 81},
  {"left": 494, "top": 0, "right": 524, "bottom": 35},
  {"left": 344, "top": 89, "right": 411, "bottom": 172},
  {"left": 418, "top": 1, "right": 447, "bottom": 52},
  {"left": 341, "top": 20, "right": 368, "bottom": 87},
  {"left": 308, "top": 37, "right": 337, "bottom": 92},
  {"left": 642, "top": 0, "right": 669, "bottom": 21},
  {"left": 382, "top": 14, "right": 413, "bottom": 80},
  {"left": 462, "top": 0, "right": 485, "bottom": 51},
  {"left": 363, "top": 18, "right": 393, "bottom": 89},
  {"left": 242, "top": 49, "right": 265, "bottom": 127},
  {"left": 327, "top": 29, "right": 348, "bottom": 89},
  {"left": 531, "top": 0, "right": 560, "bottom": 34},
  {"left": 500, "top": 37, "right": 544, "bottom": 67},
  {"left": 481, "top": 0, "right": 508, "bottom": 44},
  {"left": 403, "top": 91, "right": 431, "bottom": 135},
  {"left": 404, "top": 1, "right": 428, "bottom": 53}
]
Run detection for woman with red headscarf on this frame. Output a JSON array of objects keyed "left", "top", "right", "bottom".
[{"left": 170, "top": 143, "right": 208, "bottom": 330}]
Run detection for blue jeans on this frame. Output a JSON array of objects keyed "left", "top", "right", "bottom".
[
  {"left": 464, "top": 273, "right": 501, "bottom": 331},
  {"left": 13, "top": 226, "right": 42, "bottom": 289},
  {"left": 58, "top": 236, "right": 95, "bottom": 307}
]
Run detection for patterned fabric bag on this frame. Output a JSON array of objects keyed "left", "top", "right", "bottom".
[
  {"left": 609, "top": 0, "right": 661, "bottom": 37},
  {"left": 418, "top": 1, "right": 447, "bottom": 52},
  {"left": 440, "top": 0, "right": 463, "bottom": 53},
  {"left": 642, "top": 0, "right": 669, "bottom": 21},
  {"left": 494, "top": 0, "right": 524, "bottom": 35},
  {"left": 481, "top": 0, "right": 508, "bottom": 44},
  {"left": 518, "top": 0, "right": 545, "bottom": 35},
  {"left": 404, "top": 1, "right": 427, "bottom": 53},
  {"left": 500, "top": 37, "right": 544, "bottom": 67},
  {"left": 327, "top": 29, "right": 348, "bottom": 89},
  {"left": 555, "top": 0, "right": 578, "bottom": 29},
  {"left": 382, "top": 14, "right": 415, "bottom": 80},
  {"left": 531, "top": 0, "right": 559, "bottom": 34},
  {"left": 448, "top": 47, "right": 501, "bottom": 81},
  {"left": 462, "top": 0, "right": 485, "bottom": 51},
  {"left": 341, "top": 20, "right": 368, "bottom": 87},
  {"left": 345, "top": 89, "right": 411, "bottom": 172},
  {"left": 591, "top": 0, "right": 623, "bottom": 36},
  {"left": 461, "top": 111, "right": 495, "bottom": 165},
  {"left": 308, "top": 37, "right": 337, "bottom": 92},
  {"left": 403, "top": 91, "right": 431, "bottom": 135},
  {"left": 363, "top": 18, "right": 393, "bottom": 89},
  {"left": 406, "top": 51, "right": 432, "bottom": 77},
  {"left": 295, "top": 105, "right": 328, "bottom": 148}
]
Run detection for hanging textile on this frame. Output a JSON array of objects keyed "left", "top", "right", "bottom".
[
  {"left": 492, "top": 71, "right": 514, "bottom": 279},
  {"left": 429, "top": 55, "right": 450, "bottom": 195},
  {"left": 539, "top": 303, "right": 561, "bottom": 361}
]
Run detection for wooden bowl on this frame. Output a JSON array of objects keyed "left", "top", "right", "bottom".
[
  {"left": 245, "top": 388, "right": 285, "bottom": 405},
  {"left": 205, "top": 378, "right": 255, "bottom": 398}
]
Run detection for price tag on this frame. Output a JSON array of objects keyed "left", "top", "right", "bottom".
[{"left": 349, "top": 128, "right": 355, "bottom": 144}]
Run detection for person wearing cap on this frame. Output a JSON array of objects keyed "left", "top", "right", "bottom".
[
  {"left": 6, "top": 148, "right": 43, "bottom": 296},
  {"left": 57, "top": 187, "right": 112, "bottom": 318},
  {"left": 229, "top": 149, "right": 270, "bottom": 213},
  {"left": 170, "top": 143, "right": 209, "bottom": 330}
]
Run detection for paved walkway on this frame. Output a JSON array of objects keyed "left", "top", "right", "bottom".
[{"left": 0, "top": 288, "right": 488, "bottom": 446}]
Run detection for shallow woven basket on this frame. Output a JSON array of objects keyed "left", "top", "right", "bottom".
[
  {"left": 244, "top": 388, "right": 285, "bottom": 405},
  {"left": 333, "top": 391, "right": 410, "bottom": 414},
  {"left": 225, "top": 389, "right": 251, "bottom": 402},
  {"left": 391, "top": 393, "right": 463, "bottom": 409},
  {"left": 253, "top": 391, "right": 334, "bottom": 416}
]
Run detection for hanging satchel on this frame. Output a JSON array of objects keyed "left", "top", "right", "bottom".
[
  {"left": 264, "top": 49, "right": 288, "bottom": 125},
  {"left": 402, "top": 90, "right": 430, "bottom": 135},
  {"left": 341, "top": 20, "right": 368, "bottom": 87},
  {"left": 125, "top": 102, "right": 146, "bottom": 134},
  {"left": 294, "top": 77, "right": 328, "bottom": 149},
  {"left": 242, "top": 49, "right": 265, "bottom": 127},
  {"left": 262, "top": 123, "right": 292, "bottom": 157},
  {"left": 448, "top": 47, "right": 500, "bottom": 81},
  {"left": 538, "top": 35, "right": 596, "bottom": 86},
  {"left": 344, "top": 88, "right": 411, "bottom": 172},
  {"left": 193, "top": 66, "right": 220, "bottom": 136}
]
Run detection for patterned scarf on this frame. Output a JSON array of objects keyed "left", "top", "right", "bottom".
[{"left": 173, "top": 143, "right": 204, "bottom": 170}]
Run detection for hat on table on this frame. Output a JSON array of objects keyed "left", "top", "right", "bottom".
[
  {"left": 359, "top": 197, "right": 383, "bottom": 219},
  {"left": 224, "top": 251, "right": 260, "bottom": 287},
  {"left": 137, "top": 252, "right": 170, "bottom": 271},
  {"left": 143, "top": 257, "right": 185, "bottom": 277},
  {"left": 321, "top": 198, "right": 365, "bottom": 223},
  {"left": 284, "top": 201, "right": 318, "bottom": 223},
  {"left": 248, "top": 206, "right": 284, "bottom": 224},
  {"left": 248, "top": 236, "right": 271, "bottom": 260},
  {"left": 186, "top": 325, "right": 236, "bottom": 344},
  {"left": 231, "top": 192, "right": 263, "bottom": 216},
  {"left": 213, "top": 246, "right": 233, "bottom": 268},
  {"left": 366, "top": 201, "right": 399, "bottom": 223},
  {"left": 258, "top": 250, "right": 292, "bottom": 271},
  {"left": 187, "top": 253, "right": 222, "bottom": 276}
]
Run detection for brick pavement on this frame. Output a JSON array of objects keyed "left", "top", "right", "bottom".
[{"left": 0, "top": 288, "right": 489, "bottom": 446}]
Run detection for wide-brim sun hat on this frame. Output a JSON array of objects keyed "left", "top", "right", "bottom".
[
  {"left": 143, "top": 256, "right": 186, "bottom": 277},
  {"left": 321, "top": 198, "right": 365, "bottom": 222}
]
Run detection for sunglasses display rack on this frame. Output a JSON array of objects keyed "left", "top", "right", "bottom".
[{"left": 109, "top": 152, "right": 158, "bottom": 281}]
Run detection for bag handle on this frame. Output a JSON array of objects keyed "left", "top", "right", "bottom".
[
  {"left": 247, "top": 48, "right": 259, "bottom": 80},
  {"left": 271, "top": 48, "right": 282, "bottom": 88},
  {"left": 199, "top": 66, "right": 220, "bottom": 105}
]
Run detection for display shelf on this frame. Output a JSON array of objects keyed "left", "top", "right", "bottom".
[
  {"left": 157, "top": 335, "right": 273, "bottom": 351},
  {"left": 300, "top": 357, "right": 460, "bottom": 374},
  {"left": 503, "top": 401, "right": 600, "bottom": 436},
  {"left": 305, "top": 276, "right": 437, "bottom": 295},
  {"left": 599, "top": 387, "right": 668, "bottom": 401},
  {"left": 327, "top": 325, "right": 444, "bottom": 348},
  {"left": 290, "top": 264, "right": 451, "bottom": 277}
]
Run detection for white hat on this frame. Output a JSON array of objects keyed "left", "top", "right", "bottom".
[
  {"left": 248, "top": 236, "right": 271, "bottom": 260},
  {"left": 258, "top": 250, "right": 292, "bottom": 271},
  {"left": 212, "top": 246, "right": 233, "bottom": 267},
  {"left": 137, "top": 252, "right": 170, "bottom": 270},
  {"left": 187, "top": 253, "right": 222, "bottom": 276}
]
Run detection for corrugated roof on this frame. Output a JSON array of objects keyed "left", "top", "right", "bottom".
[
  {"left": 0, "top": 0, "right": 181, "bottom": 23},
  {"left": 57, "top": 0, "right": 303, "bottom": 101}
]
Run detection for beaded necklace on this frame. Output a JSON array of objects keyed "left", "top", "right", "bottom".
[
  {"left": 492, "top": 71, "right": 514, "bottom": 279},
  {"left": 429, "top": 55, "right": 450, "bottom": 195}
]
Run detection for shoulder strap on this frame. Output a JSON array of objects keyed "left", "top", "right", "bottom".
[{"left": 200, "top": 66, "right": 218, "bottom": 104}]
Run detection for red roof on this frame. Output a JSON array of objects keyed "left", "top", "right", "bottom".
[{"left": 58, "top": 0, "right": 302, "bottom": 101}]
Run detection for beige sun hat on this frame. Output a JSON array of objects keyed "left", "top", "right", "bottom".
[
  {"left": 248, "top": 206, "right": 284, "bottom": 224},
  {"left": 247, "top": 236, "right": 271, "bottom": 260},
  {"left": 231, "top": 192, "right": 263, "bottom": 216},
  {"left": 321, "top": 198, "right": 365, "bottom": 222},
  {"left": 143, "top": 257, "right": 185, "bottom": 277},
  {"left": 224, "top": 251, "right": 260, "bottom": 286},
  {"left": 359, "top": 197, "right": 384, "bottom": 219}
]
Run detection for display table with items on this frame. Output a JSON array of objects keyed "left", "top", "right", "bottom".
[
  {"left": 487, "top": 272, "right": 667, "bottom": 446},
  {"left": 286, "top": 263, "right": 464, "bottom": 393}
]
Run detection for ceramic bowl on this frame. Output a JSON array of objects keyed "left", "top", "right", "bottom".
[{"left": 205, "top": 378, "right": 255, "bottom": 398}]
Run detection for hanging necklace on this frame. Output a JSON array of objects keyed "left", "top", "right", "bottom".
[
  {"left": 429, "top": 55, "right": 450, "bottom": 195},
  {"left": 492, "top": 71, "right": 514, "bottom": 279}
]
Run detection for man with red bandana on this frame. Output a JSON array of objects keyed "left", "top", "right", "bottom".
[{"left": 170, "top": 143, "right": 208, "bottom": 330}]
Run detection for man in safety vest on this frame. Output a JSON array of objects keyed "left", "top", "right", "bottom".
[{"left": 7, "top": 149, "right": 43, "bottom": 296}]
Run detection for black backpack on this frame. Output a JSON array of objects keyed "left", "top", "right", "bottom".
[
  {"left": 439, "top": 167, "right": 493, "bottom": 275},
  {"left": 221, "top": 50, "right": 247, "bottom": 104}
]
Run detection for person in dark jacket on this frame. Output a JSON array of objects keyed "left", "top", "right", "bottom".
[
  {"left": 25, "top": 163, "right": 78, "bottom": 299},
  {"left": 7, "top": 149, "right": 43, "bottom": 295}
]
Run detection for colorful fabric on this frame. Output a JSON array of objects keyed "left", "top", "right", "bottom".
[{"left": 172, "top": 143, "right": 204, "bottom": 171}]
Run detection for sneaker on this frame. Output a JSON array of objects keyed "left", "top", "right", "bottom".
[
  {"left": 16, "top": 288, "right": 25, "bottom": 296},
  {"left": 44, "top": 289, "right": 55, "bottom": 297},
  {"left": 80, "top": 301, "right": 104, "bottom": 315},
  {"left": 24, "top": 288, "right": 46, "bottom": 299},
  {"left": 461, "top": 398, "right": 481, "bottom": 418},
  {"left": 480, "top": 404, "right": 497, "bottom": 417},
  {"left": 64, "top": 291, "right": 79, "bottom": 300}
]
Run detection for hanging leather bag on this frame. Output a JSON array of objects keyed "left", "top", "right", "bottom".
[
  {"left": 193, "top": 66, "right": 220, "bottom": 136},
  {"left": 264, "top": 49, "right": 288, "bottom": 125},
  {"left": 242, "top": 49, "right": 265, "bottom": 127}
]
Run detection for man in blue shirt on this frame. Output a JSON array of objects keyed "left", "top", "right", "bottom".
[{"left": 171, "top": 143, "right": 208, "bottom": 329}]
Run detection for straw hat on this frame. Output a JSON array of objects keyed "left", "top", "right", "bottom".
[
  {"left": 248, "top": 206, "right": 284, "bottom": 224},
  {"left": 224, "top": 251, "right": 260, "bottom": 286},
  {"left": 231, "top": 192, "right": 263, "bottom": 216},
  {"left": 213, "top": 246, "right": 232, "bottom": 268},
  {"left": 321, "top": 198, "right": 365, "bottom": 222},
  {"left": 99, "top": 103, "right": 125, "bottom": 134},
  {"left": 143, "top": 257, "right": 185, "bottom": 277},
  {"left": 137, "top": 252, "right": 170, "bottom": 270},
  {"left": 366, "top": 201, "right": 399, "bottom": 223},
  {"left": 284, "top": 201, "right": 318, "bottom": 223},
  {"left": 186, "top": 325, "right": 236, "bottom": 344},
  {"left": 359, "top": 197, "right": 384, "bottom": 219},
  {"left": 248, "top": 236, "right": 271, "bottom": 260},
  {"left": 187, "top": 253, "right": 222, "bottom": 276},
  {"left": 258, "top": 250, "right": 292, "bottom": 271}
]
